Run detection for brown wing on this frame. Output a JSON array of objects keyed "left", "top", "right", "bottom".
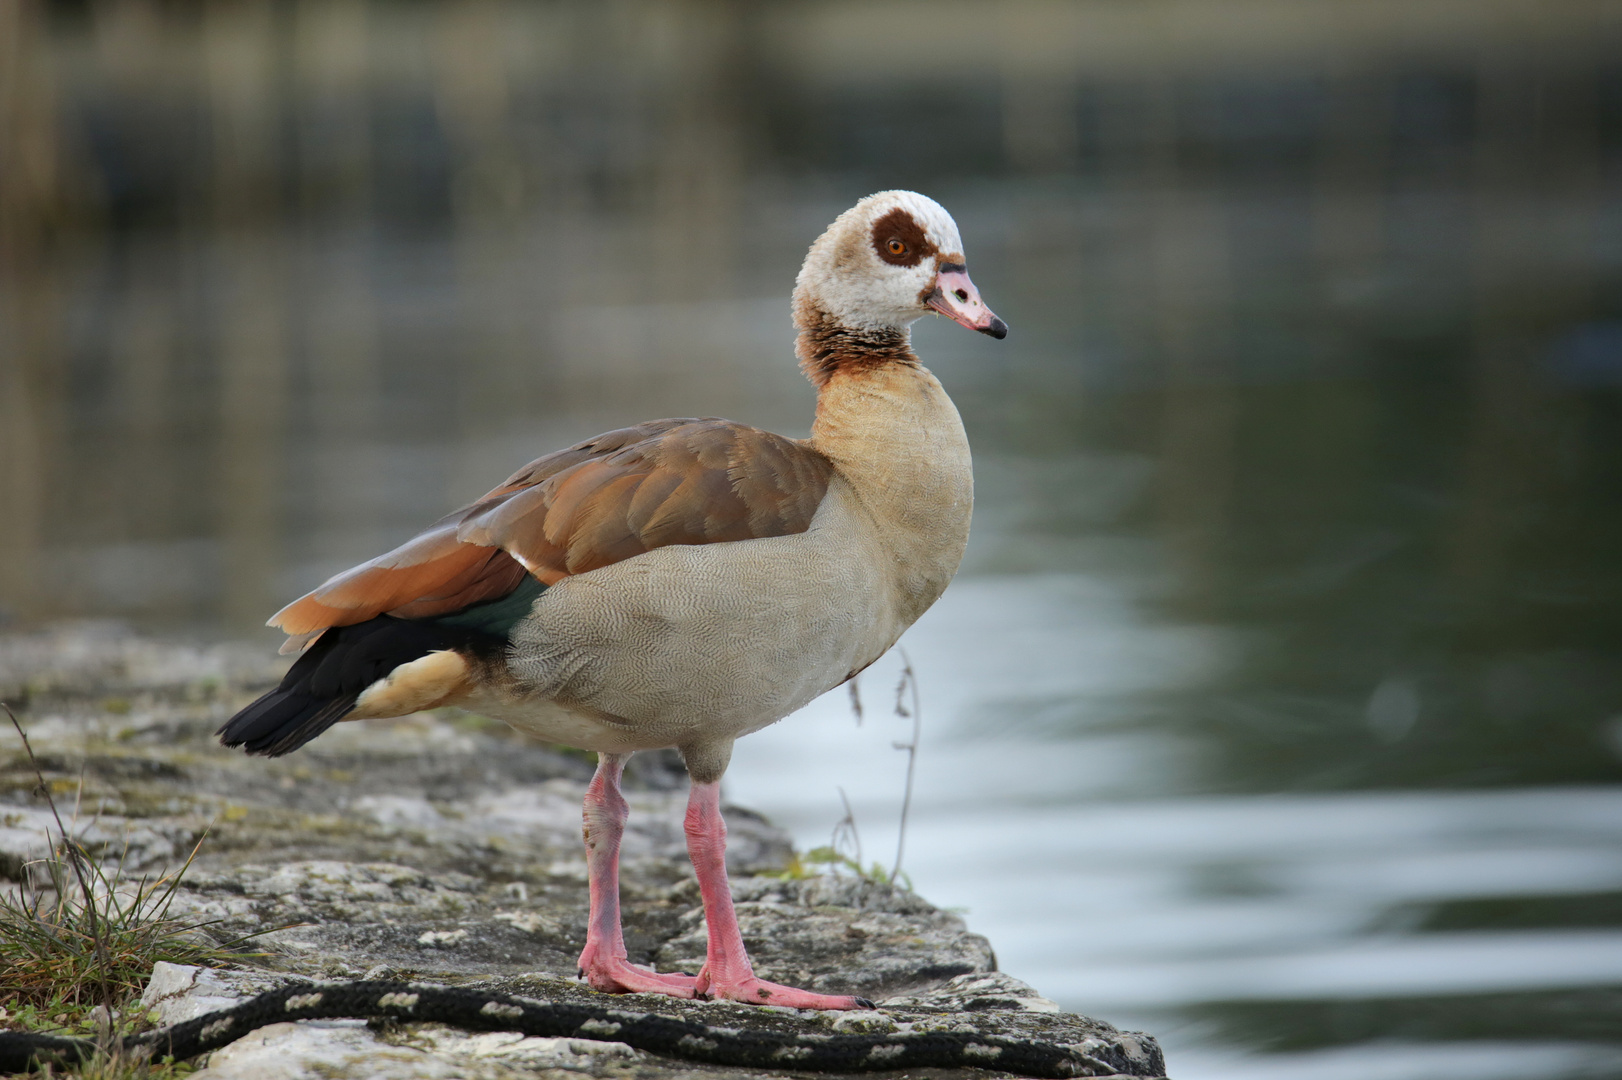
[{"left": 271, "top": 419, "right": 834, "bottom": 639}]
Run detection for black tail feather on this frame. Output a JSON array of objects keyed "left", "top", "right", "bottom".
[
  {"left": 219, "top": 616, "right": 503, "bottom": 757},
  {"left": 220, "top": 689, "right": 359, "bottom": 756}
]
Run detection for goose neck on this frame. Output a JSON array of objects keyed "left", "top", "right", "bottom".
[{"left": 793, "top": 294, "right": 918, "bottom": 388}]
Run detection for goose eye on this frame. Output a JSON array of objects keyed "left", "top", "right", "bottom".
[{"left": 886, "top": 239, "right": 907, "bottom": 256}]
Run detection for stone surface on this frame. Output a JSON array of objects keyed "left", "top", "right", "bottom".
[{"left": 0, "top": 623, "right": 1168, "bottom": 1078}]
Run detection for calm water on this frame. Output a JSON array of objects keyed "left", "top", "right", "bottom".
[
  {"left": 4, "top": 3, "right": 1622, "bottom": 1075},
  {"left": 731, "top": 574, "right": 1622, "bottom": 1079}
]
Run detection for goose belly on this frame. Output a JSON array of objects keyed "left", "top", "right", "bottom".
[
  {"left": 451, "top": 689, "right": 652, "bottom": 754},
  {"left": 496, "top": 483, "right": 900, "bottom": 753}
]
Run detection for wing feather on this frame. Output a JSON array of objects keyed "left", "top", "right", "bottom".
[
  {"left": 268, "top": 418, "right": 834, "bottom": 643},
  {"left": 564, "top": 471, "right": 648, "bottom": 572},
  {"left": 625, "top": 467, "right": 685, "bottom": 534}
]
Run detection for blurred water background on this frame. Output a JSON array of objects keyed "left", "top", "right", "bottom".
[{"left": 4, "top": 2, "right": 1622, "bottom": 1076}]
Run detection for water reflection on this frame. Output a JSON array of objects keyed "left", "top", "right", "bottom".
[{"left": 4, "top": 2, "right": 1622, "bottom": 1076}]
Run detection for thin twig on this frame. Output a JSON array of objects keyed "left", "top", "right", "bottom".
[
  {"left": 831, "top": 786, "right": 862, "bottom": 869},
  {"left": 889, "top": 649, "right": 922, "bottom": 885},
  {"left": 4, "top": 702, "right": 117, "bottom": 1017}
]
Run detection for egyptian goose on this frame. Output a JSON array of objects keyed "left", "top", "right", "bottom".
[{"left": 220, "top": 191, "right": 1006, "bottom": 1010}]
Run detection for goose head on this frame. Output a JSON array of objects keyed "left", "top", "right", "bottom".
[{"left": 794, "top": 190, "right": 1007, "bottom": 342}]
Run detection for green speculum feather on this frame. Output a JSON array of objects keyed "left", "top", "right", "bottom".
[{"left": 431, "top": 574, "right": 547, "bottom": 638}]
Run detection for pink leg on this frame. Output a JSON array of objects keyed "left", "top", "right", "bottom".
[
  {"left": 685, "top": 780, "right": 873, "bottom": 1010},
  {"left": 577, "top": 752, "right": 697, "bottom": 997}
]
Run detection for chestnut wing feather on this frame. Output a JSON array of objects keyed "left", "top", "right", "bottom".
[{"left": 270, "top": 419, "right": 834, "bottom": 639}]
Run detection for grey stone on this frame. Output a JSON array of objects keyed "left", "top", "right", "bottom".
[
  {"left": 140, "top": 962, "right": 289, "bottom": 1026},
  {"left": 2, "top": 623, "right": 1168, "bottom": 1078},
  {"left": 192, "top": 1020, "right": 470, "bottom": 1080}
]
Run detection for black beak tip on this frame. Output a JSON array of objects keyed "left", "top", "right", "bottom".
[{"left": 980, "top": 317, "right": 1009, "bottom": 340}]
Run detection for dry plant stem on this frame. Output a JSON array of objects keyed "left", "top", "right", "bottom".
[
  {"left": 4, "top": 701, "right": 117, "bottom": 1017},
  {"left": 890, "top": 649, "right": 922, "bottom": 884},
  {"left": 832, "top": 785, "right": 863, "bottom": 868}
]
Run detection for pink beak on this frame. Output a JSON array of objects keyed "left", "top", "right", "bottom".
[{"left": 925, "top": 263, "right": 1007, "bottom": 339}]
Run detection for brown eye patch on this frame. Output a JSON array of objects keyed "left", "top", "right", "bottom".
[{"left": 871, "top": 207, "right": 937, "bottom": 268}]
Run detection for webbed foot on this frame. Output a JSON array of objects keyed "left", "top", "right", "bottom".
[
  {"left": 579, "top": 950, "right": 699, "bottom": 998},
  {"left": 696, "top": 970, "right": 871, "bottom": 1010}
]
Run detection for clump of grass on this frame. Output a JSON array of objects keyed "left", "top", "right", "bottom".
[
  {"left": 43, "top": 1053, "right": 199, "bottom": 1080},
  {"left": 1, "top": 704, "right": 269, "bottom": 1075},
  {"left": 780, "top": 788, "right": 913, "bottom": 889},
  {"left": 795, "top": 846, "right": 913, "bottom": 890},
  {"left": 0, "top": 835, "right": 236, "bottom": 1015}
]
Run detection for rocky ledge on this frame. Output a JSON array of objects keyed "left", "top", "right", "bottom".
[{"left": 0, "top": 622, "right": 1167, "bottom": 1079}]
